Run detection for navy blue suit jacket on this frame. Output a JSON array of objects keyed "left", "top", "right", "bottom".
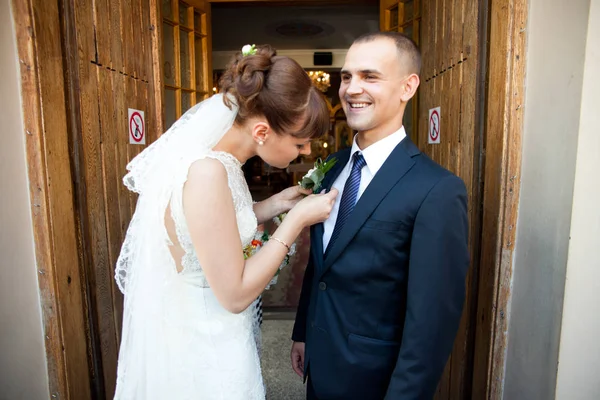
[{"left": 292, "top": 137, "right": 470, "bottom": 399}]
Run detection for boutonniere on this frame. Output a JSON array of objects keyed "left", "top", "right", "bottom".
[{"left": 299, "top": 157, "right": 338, "bottom": 194}]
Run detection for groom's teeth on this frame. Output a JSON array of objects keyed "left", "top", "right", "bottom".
[{"left": 350, "top": 103, "right": 370, "bottom": 108}]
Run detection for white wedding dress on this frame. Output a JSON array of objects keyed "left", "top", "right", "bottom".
[{"left": 113, "top": 95, "right": 266, "bottom": 399}]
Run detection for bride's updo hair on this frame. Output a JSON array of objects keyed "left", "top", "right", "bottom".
[{"left": 219, "top": 45, "right": 329, "bottom": 139}]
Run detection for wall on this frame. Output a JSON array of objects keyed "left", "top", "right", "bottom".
[
  {"left": 555, "top": 2, "right": 600, "bottom": 399},
  {"left": 503, "top": 0, "right": 591, "bottom": 399},
  {"left": 0, "top": 0, "right": 49, "bottom": 398},
  {"left": 211, "top": 3, "right": 378, "bottom": 51}
]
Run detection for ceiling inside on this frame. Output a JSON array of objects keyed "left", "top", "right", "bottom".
[{"left": 211, "top": 2, "right": 380, "bottom": 51}]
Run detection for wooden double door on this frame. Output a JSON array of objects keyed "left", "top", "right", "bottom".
[{"left": 14, "top": 0, "right": 513, "bottom": 398}]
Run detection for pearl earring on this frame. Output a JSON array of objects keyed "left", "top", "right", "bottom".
[{"left": 258, "top": 140, "right": 264, "bottom": 146}]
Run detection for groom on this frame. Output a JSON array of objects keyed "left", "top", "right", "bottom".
[{"left": 290, "top": 32, "right": 470, "bottom": 399}]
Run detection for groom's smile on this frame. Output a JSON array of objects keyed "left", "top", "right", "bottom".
[{"left": 348, "top": 102, "right": 372, "bottom": 109}]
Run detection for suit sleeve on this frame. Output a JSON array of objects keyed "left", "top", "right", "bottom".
[
  {"left": 385, "top": 175, "right": 470, "bottom": 399},
  {"left": 292, "top": 237, "right": 315, "bottom": 342}
]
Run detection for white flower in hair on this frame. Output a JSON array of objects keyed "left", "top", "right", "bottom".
[{"left": 242, "top": 44, "right": 257, "bottom": 56}]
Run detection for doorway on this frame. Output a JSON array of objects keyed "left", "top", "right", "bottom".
[{"left": 12, "top": 0, "right": 528, "bottom": 398}]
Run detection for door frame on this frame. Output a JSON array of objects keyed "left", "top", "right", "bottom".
[
  {"left": 11, "top": 0, "right": 527, "bottom": 398},
  {"left": 471, "top": 0, "right": 527, "bottom": 398},
  {"left": 11, "top": 0, "right": 91, "bottom": 398}
]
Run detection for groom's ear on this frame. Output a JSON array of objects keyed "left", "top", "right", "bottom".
[
  {"left": 400, "top": 74, "right": 420, "bottom": 102},
  {"left": 251, "top": 121, "right": 271, "bottom": 144}
]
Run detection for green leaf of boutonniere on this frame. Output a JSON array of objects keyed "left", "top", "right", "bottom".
[{"left": 299, "top": 157, "right": 338, "bottom": 193}]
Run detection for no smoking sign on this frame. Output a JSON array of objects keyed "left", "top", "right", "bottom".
[
  {"left": 428, "top": 107, "right": 441, "bottom": 144},
  {"left": 128, "top": 108, "right": 145, "bottom": 145}
]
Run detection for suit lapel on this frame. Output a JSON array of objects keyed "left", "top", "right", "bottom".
[
  {"left": 321, "top": 137, "right": 420, "bottom": 274},
  {"left": 311, "top": 149, "right": 350, "bottom": 270},
  {"left": 321, "top": 149, "right": 351, "bottom": 195}
]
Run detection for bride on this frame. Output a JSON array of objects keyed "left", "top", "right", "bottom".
[{"left": 113, "top": 44, "right": 337, "bottom": 399}]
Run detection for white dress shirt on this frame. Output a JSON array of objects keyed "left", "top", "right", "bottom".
[{"left": 323, "top": 127, "right": 407, "bottom": 250}]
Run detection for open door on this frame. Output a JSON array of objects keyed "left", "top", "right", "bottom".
[
  {"left": 17, "top": 0, "right": 209, "bottom": 398},
  {"left": 160, "top": 0, "right": 213, "bottom": 130},
  {"left": 380, "top": 0, "right": 485, "bottom": 399}
]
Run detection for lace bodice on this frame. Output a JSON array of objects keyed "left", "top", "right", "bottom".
[{"left": 170, "top": 151, "right": 258, "bottom": 284}]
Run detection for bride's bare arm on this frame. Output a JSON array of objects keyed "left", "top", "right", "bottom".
[{"left": 183, "top": 158, "right": 334, "bottom": 313}]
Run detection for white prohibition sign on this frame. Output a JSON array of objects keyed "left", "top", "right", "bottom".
[
  {"left": 428, "top": 107, "right": 441, "bottom": 144},
  {"left": 128, "top": 109, "right": 145, "bottom": 145}
]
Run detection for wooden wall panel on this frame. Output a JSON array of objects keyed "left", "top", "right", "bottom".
[
  {"left": 73, "top": 0, "right": 119, "bottom": 396},
  {"left": 133, "top": 0, "right": 143, "bottom": 79},
  {"left": 64, "top": 0, "right": 161, "bottom": 397},
  {"left": 417, "top": 0, "right": 484, "bottom": 398},
  {"left": 146, "top": 0, "right": 163, "bottom": 137},
  {"left": 98, "top": 67, "right": 124, "bottom": 342},
  {"left": 110, "top": 0, "right": 123, "bottom": 71},
  {"left": 94, "top": 0, "right": 111, "bottom": 67},
  {"left": 114, "top": 74, "right": 130, "bottom": 338},
  {"left": 139, "top": 0, "right": 149, "bottom": 82},
  {"left": 122, "top": 0, "right": 133, "bottom": 76},
  {"left": 205, "top": 0, "right": 214, "bottom": 95}
]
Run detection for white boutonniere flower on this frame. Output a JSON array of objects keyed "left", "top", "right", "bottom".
[{"left": 299, "top": 157, "right": 338, "bottom": 194}]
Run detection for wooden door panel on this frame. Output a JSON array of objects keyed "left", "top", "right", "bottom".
[
  {"left": 380, "top": 0, "right": 421, "bottom": 144},
  {"left": 65, "top": 0, "right": 162, "bottom": 397},
  {"left": 420, "top": 0, "right": 483, "bottom": 398},
  {"left": 64, "top": 1, "right": 205, "bottom": 395},
  {"left": 381, "top": 0, "right": 484, "bottom": 398}
]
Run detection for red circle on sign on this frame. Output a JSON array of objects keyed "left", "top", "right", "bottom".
[
  {"left": 129, "top": 111, "right": 144, "bottom": 143},
  {"left": 429, "top": 110, "right": 440, "bottom": 141}
]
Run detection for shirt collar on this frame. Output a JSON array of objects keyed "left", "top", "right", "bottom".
[{"left": 349, "top": 126, "right": 407, "bottom": 176}]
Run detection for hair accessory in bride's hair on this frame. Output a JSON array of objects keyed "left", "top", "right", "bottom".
[{"left": 241, "top": 44, "right": 257, "bottom": 56}]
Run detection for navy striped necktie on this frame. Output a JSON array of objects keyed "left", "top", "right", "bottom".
[{"left": 326, "top": 152, "right": 367, "bottom": 254}]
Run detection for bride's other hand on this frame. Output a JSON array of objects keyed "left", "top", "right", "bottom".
[
  {"left": 275, "top": 185, "right": 313, "bottom": 212},
  {"left": 252, "top": 185, "right": 312, "bottom": 224},
  {"left": 287, "top": 188, "right": 338, "bottom": 228}
]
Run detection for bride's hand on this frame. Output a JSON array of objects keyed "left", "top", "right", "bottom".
[
  {"left": 275, "top": 185, "right": 313, "bottom": 212},
  {"left": 287, "top": 188, "right": 338, "bottom": 227}
]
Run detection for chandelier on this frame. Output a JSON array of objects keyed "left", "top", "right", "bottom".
[{"left": 308, "top": 70, "right": 331, "bottom": 93}]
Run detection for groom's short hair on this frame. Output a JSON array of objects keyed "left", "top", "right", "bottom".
[{"left": 353, "top": 32, "right": 422, "bottom": 76}]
